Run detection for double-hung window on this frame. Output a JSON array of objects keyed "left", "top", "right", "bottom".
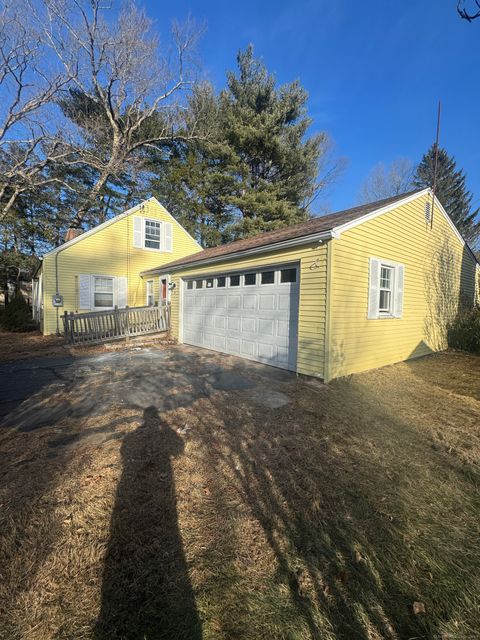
[
  {"left": 133, "top": 216, "right": 173, "bottom": 252},
  {"left": 378, "top": 265, "right": 394, "bottom": 315},
  {"left": 144, "top": 219, "right": 161, "bottom": 249},
  {"left": 368, "top": 258, "right": 404, "bottom": 319},
  {"left": 94, "top": 277, "right": 114, "bottom": 309}
]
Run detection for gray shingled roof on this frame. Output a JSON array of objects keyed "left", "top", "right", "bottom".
[{"left": 143, "top": 189, "right": 424, "bottom": 274}]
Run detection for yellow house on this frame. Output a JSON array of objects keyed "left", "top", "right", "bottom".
[
  {"left": 33, "top": 198, "right": 202, "bottom": 336},
  {"left": 141, "top": 188, "right": 479, "bottom": 381}
]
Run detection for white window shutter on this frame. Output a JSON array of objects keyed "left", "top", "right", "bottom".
[
  {"left": 117, "top": 276, "right": 128, "bottom": 308},
  {"left": 133, "top": 216, "right": 143, "bottom": 248},
  {"left": 78, "top": 274, "right": 91, "bottom": 309},
  {"left": 394, "top": 264, "right": 404, "bottom": 318},
  {"left": 367, "top": 258, "right": 380, "bottom": 319},
  {"left": 164, "top": 222, "right": 173, "bottom": 252}
]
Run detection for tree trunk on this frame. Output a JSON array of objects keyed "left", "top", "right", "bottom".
[{"left": 71, "top": 165, "right": 116, "bottom": 227}]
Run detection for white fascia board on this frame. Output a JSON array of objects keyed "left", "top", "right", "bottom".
[
  {"left": 331, "top": 189, "right": 430, "bottom": 236},
  {"left": 140, "top": 230, "right": 335, "bottom": 276},
  {"left": 331, "top": 188, "right": 479, "bottom": 265},
  {"left": 42, "top": 197, "right": 201, "bottom": 258},
  {"left": 42, "top": 200, "right": 150, "bottom": 257}
]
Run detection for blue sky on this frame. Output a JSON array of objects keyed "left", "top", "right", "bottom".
[{"left": 145, "top": 0, "right": 480, "bottom": 214}]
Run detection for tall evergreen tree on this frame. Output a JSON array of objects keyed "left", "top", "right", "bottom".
[
  {"left": 151, "top": 85, "right": 237, "bottom": 247},
  {"left": 151, "top": 46, "right": 340, "bottom": 245},
  {"left": 413, "top": 144, "right": 479, "bottom": 245}
]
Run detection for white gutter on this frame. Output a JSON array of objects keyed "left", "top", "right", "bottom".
[{"left": 140, "top": 229, "right": 336, "bottom": 276}]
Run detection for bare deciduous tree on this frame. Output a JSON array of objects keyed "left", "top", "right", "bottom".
[
  {"left": 458, "top": 0, "right": 480, "bottom": 21},
  {"left": 358, "top": 158, "right": 415, "bottom": 205},
  {"left": 38, "top": 0, "right": 205, "bottom": 226},
  {"left": 0, "top": 0, "right": 72, "bottom": 222}
]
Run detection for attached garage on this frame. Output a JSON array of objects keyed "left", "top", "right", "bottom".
[
  {"left": 182, "top": 265, "right": 299, "bottom": 370},
  {"left": 141, "top": 189, "right": 479, "bottom": 381}
]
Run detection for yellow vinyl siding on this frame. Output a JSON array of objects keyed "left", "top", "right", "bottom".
[
  {"left": 41, "top": 199, "right": 201, "bottom": 335},
  {"left": 168, "top": 242, "right": 328, "bottom": 378},
  {"left": 326, "top": 193, "right": 478, "bottom": 380}
]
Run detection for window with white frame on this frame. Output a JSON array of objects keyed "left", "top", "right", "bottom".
[
  {"left": 368, "top": 258, "right": 404, "bottom": 319},
  {"left": 94, "top": 277, "right": 114, "bottom": 309},
  {"left": 144, "top": 219, "right": 161, "bottom": 249},
  {"left": 133, "top": 216, "right": 173, "bottom": 252},
  {"left": 378, "top": 265, "right": 394, "bottom": 314}
]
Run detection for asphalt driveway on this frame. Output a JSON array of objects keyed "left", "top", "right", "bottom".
[{"left": 0, "top": 344, "right": 296, "bottom": 437}]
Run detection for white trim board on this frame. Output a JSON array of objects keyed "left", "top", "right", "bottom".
[
  {"left": 140, "top": 230, "right": 334, "bottom": 276},
  {"left": 334, "top": 188, "right": 479, "bottom": 265},
  {"left": 43, "top": 197, "right": 201, "bottom": 258},
  {"left": 142, "top": 188, "right": 479, "bottom": 276}
]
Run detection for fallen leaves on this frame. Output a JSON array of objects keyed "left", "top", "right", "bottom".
[{"left": 413, "top": 601, "right": 426, "bottom": 615}]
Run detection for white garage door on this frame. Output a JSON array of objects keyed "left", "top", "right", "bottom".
[{"left": 182, "top": 265, "right": 299, "bottom": 370}]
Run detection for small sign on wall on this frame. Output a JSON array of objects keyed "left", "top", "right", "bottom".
[{"left": 52, "top": 293, "right": 64, "bottom": 307}]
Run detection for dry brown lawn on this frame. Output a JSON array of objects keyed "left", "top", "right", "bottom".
[
  {"left": 1, "top": 351, "right": 480, "bottom": 639},
  {"left": 0, "top": 330, "right": 66, "bottom": 362},
  {"left": 0, "top": 329, "right": 173, "bottom": 363}
]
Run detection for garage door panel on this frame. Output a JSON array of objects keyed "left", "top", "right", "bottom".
[
  {"left": 214, "top": 335, "right": 226, "bottom": 349},
  {"left": 203, "top": 332, "right": 215, "bottom": 347},
  {"left": 258, "top": 343, "right": 274, "bottom": 360},
  {"left": 278, "top": 293, "right": 292, "bottom": 310},
  {"left": 215, "top": 316, "right": 226, "bottom": 329},
  {"left": 227, "top": 336, "right": 240, "bottom": 353},
  {"left": 228, "top": 296, "right": 241, "bottom": 309},
  {"left": 243, "top": 295, "right": 257, "bottom": 310},
  {"left": 183, "top": 266, "right": 299, "bottom": 371},
  {"left": 242, "top": 317, "right": 256, "bottom": 332},
  {"left": 259, "top": 295, "right": 275, "bottom": 310},
  {"left": 240, "top": 340, "right": 256, "bottom": 357},
  {"left": 258, "top": 318, "right": 274, "bottom": 336},
  {"left": 227, "top": 317, "right": 241, "bottom": 331},
  {"left": 204, "top": 315, "right": 215, "bottom": 329},
  {"left": 277, "top": 320, "right": 289, "bottom": 337},
  {"left": 189, "top": 314, "right": 204, "bottom": 330}
]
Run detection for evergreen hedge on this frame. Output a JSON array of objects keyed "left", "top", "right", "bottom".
[
  {"left": 0, "top": 293, "right": 34, "bottom": 332},
  {"left": 447, "top": 308, "right": 480, "bottom": 354}
]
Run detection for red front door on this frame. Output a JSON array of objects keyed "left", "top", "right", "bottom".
[{"left": 161, "top": 278, "right": 167, "bottom": 304}]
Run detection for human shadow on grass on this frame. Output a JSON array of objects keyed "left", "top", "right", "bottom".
[{"left": 95, "top": 406, "right": 202, "bottom": 640}]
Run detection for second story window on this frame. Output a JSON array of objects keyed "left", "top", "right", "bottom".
[
  {"left": 144, "top": 219, "right": 161, "bottom": 249},
  {"left": 133, "top": 215, "right": 173, "bottom": 252}
]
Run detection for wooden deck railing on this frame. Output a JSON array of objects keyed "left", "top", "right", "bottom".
[{"left": 62, "top": 304, "right": 170, "bottom": 345}]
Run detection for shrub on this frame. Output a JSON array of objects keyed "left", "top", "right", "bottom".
[
  {"left": 0, "top": 293, "right": 33, "bottom": 332},
  {"left": 447, "top": 307, "right": 480, "bottom": 354}
]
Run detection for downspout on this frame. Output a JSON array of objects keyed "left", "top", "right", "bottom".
[
  {"left": 54, "top": 245, "right": 70, "bottom": 336},
  {"left": 323, "top": 229, "right": 339, "bottom": 383}
]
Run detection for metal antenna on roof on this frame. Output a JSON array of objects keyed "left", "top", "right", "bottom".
[{"left": 430, "top": 101, "right": 441, "bottom": 229}]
